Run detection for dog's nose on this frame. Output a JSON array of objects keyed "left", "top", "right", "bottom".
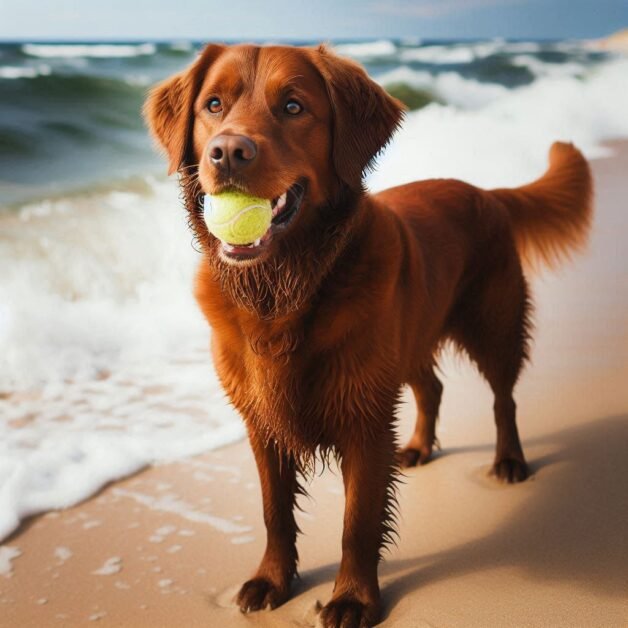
[{"left": 208, "top": 134, "right": 257, "bottom": 173}]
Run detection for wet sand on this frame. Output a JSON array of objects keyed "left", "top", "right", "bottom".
[{"left": 1, "top": 145, "right": 627, "bottom": 627}]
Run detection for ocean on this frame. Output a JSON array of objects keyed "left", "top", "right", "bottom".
[
  {"left": 1, "top": 38, "right": 627, "bottom": 541},
  {"left": 0, "top": 38, "right": 620, "bottom": 206}
]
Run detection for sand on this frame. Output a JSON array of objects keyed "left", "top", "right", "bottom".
[
  {"left": 1, "top": 145, "right": 627, "bottom": 628},
  {"left": 595, "top": 29, "right": 628, "bottom": 52}
]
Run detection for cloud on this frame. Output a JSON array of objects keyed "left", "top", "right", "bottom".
[{"left": 369, "top": 0, "right": 527, "bottom": 19}]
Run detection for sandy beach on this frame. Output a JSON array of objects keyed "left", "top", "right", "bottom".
[{"left": 1, "top": 143, "right": 627, "bottom": 627}]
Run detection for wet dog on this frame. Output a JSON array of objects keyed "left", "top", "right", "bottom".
[{"left": 145, "top": 43, "right": 592, "bottom": 627}]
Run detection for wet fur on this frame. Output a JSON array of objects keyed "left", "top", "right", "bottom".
[{"left": 145, "top": 43, "right": 593, "bottom": 627}]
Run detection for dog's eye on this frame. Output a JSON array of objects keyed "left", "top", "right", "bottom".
[
  {"left": 207, "top": 97, "right": 222, "bottom": 114},
  {"left": 284, "top": 100, "right": 303, "bottom": 115}
]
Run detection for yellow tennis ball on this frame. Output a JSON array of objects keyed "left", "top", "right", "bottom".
[{"left": 204, "top": 192, "right": 272, "bottom": 245}]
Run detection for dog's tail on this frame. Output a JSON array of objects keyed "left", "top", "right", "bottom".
[{"left": 491, "top": 142, "right": 593, "bottom": 270}]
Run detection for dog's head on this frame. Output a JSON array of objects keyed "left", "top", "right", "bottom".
[{"left": 144, "top": 43, "right": 404, "bottom": 268}]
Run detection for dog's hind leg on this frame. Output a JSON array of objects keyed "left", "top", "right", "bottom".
[
  {"left": 399, "top": 367, "right": 443, "bottom": 468},
  {"left": 449, "top": 251, "right": 531, "bottom": 483}
]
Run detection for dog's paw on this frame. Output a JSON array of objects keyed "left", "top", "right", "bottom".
[
  {"left": 491, "top": 458, "right": 529, "bottom": 483},
  {"left": 236, "top": 577, "right": 289, "bottom": 613},
  {"left": 397, "top": 446, "right": 431, "bottom": 468},
  {"left": 319, "top": 596, "right": 379, "bottom": 628}
]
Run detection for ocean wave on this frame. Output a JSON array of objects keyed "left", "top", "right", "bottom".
[
  {"left": 400, "top": 44, "right": 475, "bottom": 64},
  {"left": 22, "top": 42, "right": 157, "bottom": 59},
  {"left": 0, "top": 178, "right": 248, "bottom": 541},
  {"left": 12, "top": 71, "right": 145, "bottom": 98},
  {"left": 0, "top": 71, "right": 148, "bottom": 190},
  {"left": 0, "top": 64, "right": 51, "bottom": 79},
  {"left": 511, "top": 54, "right": 586, "bottom": 79},
  {"left": 384, "top": 82, "right": 438, "bottom": 110},
  {"left": 333, "top": 39, "right": 397, "bottom": 59},
  {"left": 369, "top": 56, "right": 628, "bottom": 192},
  {"left": 500, "top": 41, "right": 542, "bottom": 54},
  {"left": 168, "top": 41, "right": 194, "bottom": 52},
  {"left": 1, "top": 39, "right": 627, "bottom": 538},
  {"left": 377, "top": 66, "right": 509, "bottom": 109},
  {"left": 122, "top": 72, "right": 153, "bottom": 87},
  {"left": 400, "top": 37, "right": 423, "bottom": 47},
  {"left": 399, "top": 41, "right": 504, "bottom": 65}
]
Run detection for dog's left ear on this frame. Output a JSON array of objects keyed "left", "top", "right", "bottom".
[
  {"left": 144, "top": 44, "right": 224, "bottom": 175},
  {"left": 313, "top": 45, "right": 405, "bottom": 188}
]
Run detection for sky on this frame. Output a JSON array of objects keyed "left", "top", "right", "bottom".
[{"left": 0, "top": 0, "right": 627, "bottom": 41}]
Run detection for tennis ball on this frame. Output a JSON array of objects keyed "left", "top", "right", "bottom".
[{"left": 204, "top": 192, "right": 272, "bottom": 245}]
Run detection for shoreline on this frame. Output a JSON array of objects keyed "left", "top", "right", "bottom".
[{"left": 1, "top": 144, "right": 627, "bottom": 627}]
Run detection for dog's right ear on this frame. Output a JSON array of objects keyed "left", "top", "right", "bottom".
[{"left": 143, "top": 44, "right": 224, "bottom": 175}]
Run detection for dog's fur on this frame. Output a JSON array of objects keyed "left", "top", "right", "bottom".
[{"left": 144, "top": 43, "right": 592, "bottom": 627}]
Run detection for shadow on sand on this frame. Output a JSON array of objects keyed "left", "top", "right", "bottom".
[{"left": 296, "top": 414, "right": 628, "bottom": 619}]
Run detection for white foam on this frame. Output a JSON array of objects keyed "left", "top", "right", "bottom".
[
  {"left": 333, "top": 40, "right": 397, "bottom": 59},
  {"left": 1, "top": 43, "right": 627, "bottom": 547},
  {"left": 54, "top": 546, "right": 73, "bottom": 562},
  {"left": 112, "top": 489, "right": 251, "bottom": 534},
  {"left": 369, "top": 56, "right": 628, "bottom": 192},
  {"left": 511, "top": 55, "right": 586, "bottom": 79},
  {"left": 399, "top": 41, "right": 502, "bottom": 65},
  {"left": 400, "top": 44, "right": 474, "bottom": 64},
  {"left": 0, "top": 546, "right": 22, "bottom": 577},
  {"left": 22, "top": 43, "right": 156, "bottom": 58},
  {"left": 155, "top": 525, "right": 176, "bottom": 536},
  {"left": 0, "top": 65, "right": 51, "bottom": 79},
  {"left": 0, "top": 179, "right": 244, "bottom": 542},
  {"left": 92, "top": 556, "right": 122, "bottom": 575}
]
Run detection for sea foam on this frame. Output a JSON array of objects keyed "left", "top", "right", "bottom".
[
  {"left": 22, "top": 43, "right": 157, "bottom": 58},
  {"left": 376, "top": 65, "right": 510, "bottom": 108},
  {"left": 333, "top": 39, "right": 397, "bottom": 59},
  {"left": 1, "top": 44, "right": 627, "bottom": 543},
  {"left": 370, "top": 55, "right": 628, "bottom": 192},
  {"left": 0, "top": 179, "right": 243, "bottom": 541},
  {"left": 0, "top": 65, "right": 51, "bottom": 79}
]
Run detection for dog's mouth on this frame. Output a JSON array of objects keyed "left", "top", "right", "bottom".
[{"left": 217, "top": 179, "right": 307, "bottom": 262}]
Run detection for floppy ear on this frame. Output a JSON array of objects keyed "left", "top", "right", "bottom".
[
  {"left": 314, "top": 45, "right": 405, "bottom": 187},
  {"left": 143, "top": 44, "right": 224, "bottom": 175}
]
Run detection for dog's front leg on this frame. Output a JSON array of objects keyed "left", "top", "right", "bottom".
[
  {"left": 236, "top": 428, "right": 300, "bottom": 612},
  {"left": 320, "top": 427, "right": 398, "bottom": 628}
]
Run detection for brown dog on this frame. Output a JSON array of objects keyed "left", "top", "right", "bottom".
[{"left": 144, "top": 43, "right": 592, "bottom": 627}]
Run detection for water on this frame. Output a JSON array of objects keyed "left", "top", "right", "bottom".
[
  {"left": 1, "top": 38, "right": 627, "bottom": 541},
  {"left": 0, "top": 38, "right": 615, "bottom": 206}
]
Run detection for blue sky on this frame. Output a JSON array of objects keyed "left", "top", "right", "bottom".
[{"left": 1, "top": 0, "right": 627, "bottom": 41}]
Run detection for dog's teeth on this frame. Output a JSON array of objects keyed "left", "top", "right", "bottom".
[
  {"left": 254, "top": 238, "right": 261, "bottom": 246},
  {"left": 273, "top": 192, "right": 287, "bottom": 215}
]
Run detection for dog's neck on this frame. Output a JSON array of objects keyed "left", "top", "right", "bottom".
[
  {"left": 180, "top": 168, "right": 367, "bottom": 321},
  {"left": 215, "top": 188, "right": 364, "bottom": 320}
]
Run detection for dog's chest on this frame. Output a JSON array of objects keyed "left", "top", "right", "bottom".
[
  {"left": 217, "top": 328, "right": 398, "bottom": 455},
  {"left": 243, "top": 346, "right": 328, "bottom": 452}
]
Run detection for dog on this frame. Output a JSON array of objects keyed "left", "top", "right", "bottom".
[{"left": 144, "top": 43, "right": 592, "bottom": 628}]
